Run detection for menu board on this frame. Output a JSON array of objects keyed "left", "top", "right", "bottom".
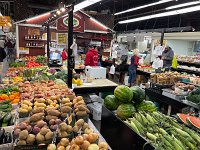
[{"left": 57, "top": 33, "right": 68, "bottom": 45}]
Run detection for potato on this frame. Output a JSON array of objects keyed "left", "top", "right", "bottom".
[
  {"left": 84, "top": 128, "right": 93, "bottom": 134},
  {"left": 76, "top": 111, "right": 87, "bottom": 116},
  {"left": 61, "top": 113, "right": 68, "bottom": 118},
  {"left": 36, "top": 98, "right": 46, "bottom": 103},
  {"left": 45, "top": 131, "right": 54, "bottom": 140},
  {"left": 73, "top": 125, "right": 79, "bottom": 133},
  {"left": 58, "top": 131, "right": 68, "bottom": 138},
  {"left": 40, "top": 127, "right": 50, "bottom": 135},
  {"left": 36, "top": 120, "right": 47, "bottom": 128},
  {"left": 61, "top": 106, "right": 72, "bottom": 113},
  {"left": 82, "top": 123, "right": 89, "bottom": 131},
  {"left": 75, "top": 119, "right": 84, "bottom": 126},
  {"left": 76, "top": 96, "right": 83, "bottom": 101},
  {"left": 26, "top": 134, "right": 35, "bottom": 144},
  {"left": 49, "top": 119, "right": 55, "bottom": 125},
  {"left": 19, "top": 122, "right": 27, "bottom": 130},
  {"left": 19, "top": 130, "right": 29, "bottom": 140},
  {"left": 17, "top": 140, "right": 26, "bottom": 145},
  {"left": 46, "top": 115, "right": 58, "bottom": 121},
  {"left": 66, "top": 125, "right": 73, "bottom": 133},
  {"left": 59, "top": 122, "right": 68, "bottom": 131},
  {"left": 36, "top": 133, "right": 45, "bottom": 142},
  {"left": 77, "top": 105, "right": 87, "bottom": 111},
  {"left": 47, "top": 110, "right": 61, "bottom": 117},
  {"left": 62, "top": 102, "right": 73, "bottom": 107},
  {"left": 62, "top": 98, "right": 70, "bottom": 104},
  {"left": 30, "top": 113, "right": 44, "bottom": 122},
  {"left": 60, "top": 138, "right": 69, "bottom": 147}
]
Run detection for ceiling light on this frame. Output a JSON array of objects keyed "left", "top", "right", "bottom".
[
  {"left": 119, "top": 5, "right": 200, "bottom": 24},
  {"left": 53, "top": 14, "right": 57, "bottom": 17},
  {"left": 115, "top": 0, "right": 174, "bottom": 15},
  {"left": 56, "top": 10, "right": 61, "bottom": 15},
  {"left": 74, "top": 0, "right": 103, "bottom": 12},
  {"left": 60, "top": 7, "right": 66, "bottom": 12},
  {"left": 166, "top": 1, "right": 200, "bottom": 10}
]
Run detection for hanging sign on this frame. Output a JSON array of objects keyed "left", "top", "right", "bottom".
[
  {"left": 57, "top": 33, "right": 68, "bottom": 45},
  {"left": 57, "top": 12, "right": 84, "bottom": 32},
  {"left": 0, "top": 16, "right": 11, "bottom": 27}
]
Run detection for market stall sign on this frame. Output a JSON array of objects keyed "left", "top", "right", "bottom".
[
  {"left": 0, "top": 16, "right": 11, "bottom": 27},
  {"left": 57, "top": 33, "right": 68, "bottom": 45},
  {"left": 57, "top": 12, "right": 84, "bottom": 32}
]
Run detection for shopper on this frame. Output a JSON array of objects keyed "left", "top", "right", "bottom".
[
  {"left": 62, "top": 48, "right": 68, "bottom": 61},
  {"left": 0, "top": 39, "right": 6, "bottom": 80},
  {"left": 128, "top": 49, "right": 140, "bottom": 87},
  {"left": 85, "top": 45, "right": 98, "bottom": 66},
  {"left": 162, "top": 45, "right": 174, "bottom": 69},
  {"left": 152, "top": 56, "right": 163, "bottom": 72}
]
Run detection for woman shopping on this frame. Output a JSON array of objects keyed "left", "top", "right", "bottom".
[
  {"left": 128, "top": 49, "right": 140, "bottom": 87},
  {"left": 62, "top": 48, "right": 68, "bottom": 66}
]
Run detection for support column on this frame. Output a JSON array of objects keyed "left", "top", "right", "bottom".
[
  {"left": 67, "top": 4, "right": 74, "bottom": 88},
  {"left": 46, "top": 25, "right": 50, "bottom": 60},
  {"left": 160, "top": 29, "right": 165, "bottom": 46}
]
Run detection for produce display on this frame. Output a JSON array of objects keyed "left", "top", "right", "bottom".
[
  {"left": 187, "top": 87, "right": 200, "bottom": 104},
  {"left": 150, "top": 72, "right": 180, "bottom": 85},
  {"left": 177, "top": 65, "right": 200, "bottom": 72},
  {"left": 177, "top": 113, "right": 200, "bottom": 131},
  {"left": 177, "top": 55, "right": 200, "bottom": 64},
  {"left": 125, "top": 111, "right": 200, "bottom": 149},
  {"left": 105, "top": 85, "right": 157, "bottom": 120}
]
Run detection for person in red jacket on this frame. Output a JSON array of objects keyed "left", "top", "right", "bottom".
[
  {"left": 62, "top": 48, "right": 68, "bottom": 61},
  {"left": 85, "top": 46, "right": 98, "bottom": 66}
]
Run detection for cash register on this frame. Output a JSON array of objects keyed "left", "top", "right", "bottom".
[{"left": 48, "top": 51, "right": 62, "bottom": 67}]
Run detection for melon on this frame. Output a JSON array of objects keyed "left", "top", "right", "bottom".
[
  {"left": 177, "top": 113, "right": 188, "bottom": 124},
  {"left": 186, "top": 116, "right": 200, "bottom": 130},
  {"left": 116, "top": 104, "right": 136, "bottom": 120},
  {"left": 104, "top": 95, "right": 120, "bottom": 110},
  {"left": 130, "top": 86, "right": 145, "bottom": 104},
  {"left": 114, "top": 85, "right": 133, "bottom": 103},
  {"left": 136, "top": 101, "right": 157, "bottom": 112}
]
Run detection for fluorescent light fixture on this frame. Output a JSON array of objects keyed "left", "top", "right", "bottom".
[
  {"left": 60, "top": 7, "right": 66, "bottom": 12},
  {"left": 166, "top": 1, "right": 200, "bottom": 10},
  {"left": 115, "top": 0, "right": 174, "bottom": 15},
  {"left": 90, "top": 17, "right": 108, "bottom": 29},
  {"left": 119, "top": 5, "right": 200, "bottom": 24},
  {"left": 74, "top": 0, "right": 102, "bottom": 12}
]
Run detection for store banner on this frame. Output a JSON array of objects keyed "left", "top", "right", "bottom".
[
  {"left": 57, "top": 12, "right": 84, "bottom": 32},
  {"left": 57, "top": 33, "right": 68, "bottom": 45},
  {"left": 0, "top": 16, "right": 11, "bottom": 27}
]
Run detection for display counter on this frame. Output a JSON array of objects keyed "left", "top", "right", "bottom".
[
  {"left": 172, "top": 67, "right": 200, "bottom": 76},
  {"left": 178, "top": 61, "right": 200, "bottom": 68},
  {"left": 73, "top": 79, "right": 118, "bottom": 94},
  {"left": 98, "top": 106, "right": 154, "bottom": 150},
  {"left": 145, "top": 88, "right": 199, "bottom": 110}
]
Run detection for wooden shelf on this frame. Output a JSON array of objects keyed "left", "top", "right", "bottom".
[
  {"left": 25, "top": 39, "right": 44, "bottom": 41},
  {"left": 26, "top": 46, "right": 44, "bottom": 48}
]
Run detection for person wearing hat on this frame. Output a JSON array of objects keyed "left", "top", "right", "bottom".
[
  {"left": 85, "top": 45, "right": 98, "bottom": 66},
  {"left": 162, "top": 45, "right": 174, "bottom": 68}
]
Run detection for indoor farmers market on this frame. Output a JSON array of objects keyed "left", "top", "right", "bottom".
[{"left": 1, "top": 0, "right": 200, "bottom": 150}]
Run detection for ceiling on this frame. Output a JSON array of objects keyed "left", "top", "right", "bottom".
[{"left": 3, "top": 0, "right": 200, "bottom": 31}]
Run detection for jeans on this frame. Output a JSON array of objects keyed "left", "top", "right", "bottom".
[{"left": 128, "top": 70, "right": 136, "bottom": 84}]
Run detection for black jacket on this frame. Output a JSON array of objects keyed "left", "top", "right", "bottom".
[{"left": 0, "top": 48, "right": 6, "bottom": 62}]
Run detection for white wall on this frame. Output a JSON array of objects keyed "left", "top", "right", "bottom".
[{"left": 167, "top": 40, "right": 194, "bottom": 56}]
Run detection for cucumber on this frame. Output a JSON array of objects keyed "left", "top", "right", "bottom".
[
  {"left": 3, "top": 113, "right": 12, "bottom": 123},
  {"left": 0, "top": 100, "right": 11, "bottom": 105}
]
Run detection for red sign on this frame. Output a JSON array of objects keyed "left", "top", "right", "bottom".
[{"left": 57, "top": 12, "right": 84, "bottom": 32}]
